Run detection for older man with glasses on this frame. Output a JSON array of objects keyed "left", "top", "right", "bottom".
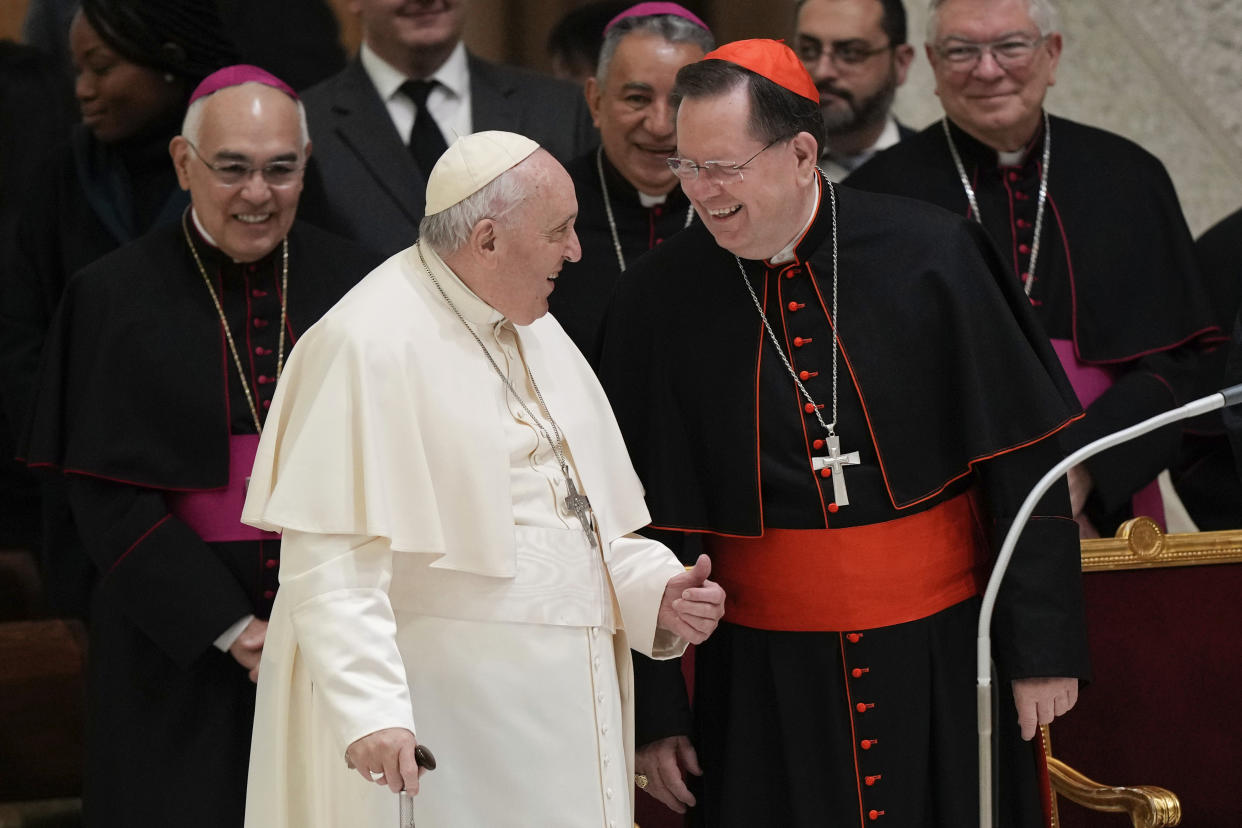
[
  {"left": 599, "top": 37, "right": 1090, "bottom": 827},
  {"left": 848, "top": 0, "right": 1220, "bottom": 542},
  {"left": 793, "top": 0, "right": 916, "bottom": 180},
  {"left": 19, "top": 65, "right": 377, "bottom": 828}
]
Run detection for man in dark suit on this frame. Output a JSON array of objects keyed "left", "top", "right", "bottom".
[
  {"left": 793, "top": 0, "right": 916, "bottom": 180},
  {"left": 298, "top": 0, "right": 598, "bottom": 257}
]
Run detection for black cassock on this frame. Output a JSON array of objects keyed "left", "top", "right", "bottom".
[
  {"left": 549, "top": 146, "right": 695, "bottom": 362},
  {"left": 846, "top": 115, "right": 1220, "bottom": 534},
  {"left": 21, "top": 219, "right": 377, "bottom": 828},
  {"left": 598, "top": 180, "right": 1090, "bottom": 827}
]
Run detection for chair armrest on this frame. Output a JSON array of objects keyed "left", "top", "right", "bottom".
[{"left": 1046, "top": 752, "right": 1181, "bottom": 828}]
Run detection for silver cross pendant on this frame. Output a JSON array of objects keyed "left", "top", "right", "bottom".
[
  {"left": 565, "top": 477, "right": 598, "bottom": 547},
  {"left": 811, "top": 433, "right": 861, "bottom": 508}
]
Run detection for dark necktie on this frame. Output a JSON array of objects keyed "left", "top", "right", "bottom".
[{"left": 400, "top": 79, "right": 449, "bottom": 178}]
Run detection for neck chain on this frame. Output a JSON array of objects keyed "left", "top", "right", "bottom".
[
  {"left": 734, "top": 175, "right": 860, "bottom": 509},
  {"left": 416, "top": 244, "right": 598, "bottom": 547},
  {"left": 596, "top": 145, "right": 694, "bottom": 272},
  {"left": 942, "top": 110, "right": 1052, "bottom": 297},
  {"left": 181, "top": 208, "right": 288, "bottom": 434}
]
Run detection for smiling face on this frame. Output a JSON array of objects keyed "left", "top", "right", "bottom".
[
  {"left": 351, "top": 0, "right": 466, "bottom": 76},
  {"left": 170, "top": 84, "right": 307, "bottom": 263},
  {"left": 928, "top": 0, "right": 1061, "bottom": 151},
  {"left": 674, "top": 84, "right": 820, "bottom": 260},
  {"left": 68, "top": 10, "right": 185, "bottom": 144},
  {"left": 484, "top": 152, "right": 582, "bottom": 325},
  {"left": 586, "top": 31, "right": 706, "bottom": 196}
]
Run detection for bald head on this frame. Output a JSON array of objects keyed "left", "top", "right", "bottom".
[{"left": 170, "top": 82, "right": 310, "bottom": 262}]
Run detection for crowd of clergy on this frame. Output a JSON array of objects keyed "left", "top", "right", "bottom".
[{"left": 1, "top": 0, "right": 1240, "bottom": 826}]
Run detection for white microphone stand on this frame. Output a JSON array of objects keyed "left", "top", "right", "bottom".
[{"left": 976, "top": 385, "right": 1242, "bottom": 827}]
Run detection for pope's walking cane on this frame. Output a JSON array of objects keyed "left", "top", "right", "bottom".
[
  {"left": 399, "top": 745, "right": 437, "bottom": 828},
  {"left": 975, "top": 382, "right": 1242, "bottom": 827}
]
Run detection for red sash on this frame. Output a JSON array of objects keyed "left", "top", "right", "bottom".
[{"left": 707, "top": 492, "right": 987, "bottom": 631}]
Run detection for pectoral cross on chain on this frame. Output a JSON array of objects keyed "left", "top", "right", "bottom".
[
  {"left": 812, "top": 433, "right": 861, "bottom": 508},
  {"left": 565, "top": 477, "right": 598, "bottom": 548}
]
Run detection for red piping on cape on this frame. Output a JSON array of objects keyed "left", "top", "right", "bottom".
[
  {"left": 110, "top": 514, "right": 172, "bottom": 573},
  {"left": 1049, "top": 193, "right": 1221, "bottom": 365}
]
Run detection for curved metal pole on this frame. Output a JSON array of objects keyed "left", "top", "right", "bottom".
[{"left": 976, "top": 387, "right": 1240, "bottom": 827}]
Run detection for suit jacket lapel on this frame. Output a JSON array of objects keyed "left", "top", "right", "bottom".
[{"left": 329, "top": 60, "right": 426, "bottom": 222}]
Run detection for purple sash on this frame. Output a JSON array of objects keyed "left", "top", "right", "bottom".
[
  {"left": 1050, "top": 339, "right": 1166, "bottom": 529},
  {"left": 167, "top": 434, "right": 280, "bottom": 542}
]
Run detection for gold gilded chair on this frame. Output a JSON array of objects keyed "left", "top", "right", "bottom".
[{"left": 1038, "top": 517, "right": 1242, "bottom": 828}]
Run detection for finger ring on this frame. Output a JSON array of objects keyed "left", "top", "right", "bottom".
[
  {"left": 369, "top": 770, "right": 385, "bottom": 781},
  {"left": 635, "top": 773, "right": 649, "bottom": 789}
]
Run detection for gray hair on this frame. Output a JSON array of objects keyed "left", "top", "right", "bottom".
[
  {"left": 926, "top": 0, "right": 1059, "bottom": 43},
  {"left": 418, "top": 165, "right": 527, "bottom": 255},
  {"left": 181, "top": 84, "right": 311, "bottom": 151},
  {"left": 596, "top": 14, "right": 715, "bottom": 83}
]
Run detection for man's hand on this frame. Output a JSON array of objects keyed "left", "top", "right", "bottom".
[
  {"left": 228, "top": 618, "right": 267, "bottom": 683},
  {"left": 345, "top": 727, "right": 425, "bottom": 794},
  {"left": 1067, "top": 464, "right": 1093, "bottom": 517},
  {"left": 1012, "top": 677, "right": 1079, "bottom": 741},
  {"left": 636, "top": 735, "right": 700, "bottom": 813},
  {"left": 657, "top": 555, "right": 725, "bottom": 644}
]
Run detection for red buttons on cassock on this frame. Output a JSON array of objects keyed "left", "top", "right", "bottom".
[
  {"left": 788, "top": 301, "right": 805, "bottom": 312},
  {"left": 828, "top": 502, "right": 839, "bottom": 513},
  {"left": 1016, "top": 218, "right": 1030, "bottom": 229},
  {"left": 252, "top": 288, "right": 268, "bottom": 298},
  {"left": 794, "top": 336, "right": 812, "bottom": 347},
  {"left": 799, "top": 370, "right": 818, "bottom": 380},
  {"left": 864, "top": 775, "right": 882, "bottom": 786},
  {"left": 262, "top": 399, "right": 272, "bottom": 409},
  {"left": 804, "top": 402, "right": 823, "bottom": 414},
  {"left": 1007, "top": 171, "right": 1019, "bottom": 182},
  {"left": 1015, "top": 190, "right": 1029, "bottom": 200},
  {"left": 851, "top": 667, "right": 868, "bottom": 678},
  {"left": 1018, "top": 243, "right": 1030, "bottom": 254},
  {"left": 263, "top": 589, "right": 275, "bottom": 599},
  {"left": 255, "top": 346, "right": 269, "bottom": 356},
  {"left": 847, "top": 633, "right": 862, "bottom": 643},
  {"left": 819, "top": 468, "right": 831, "bottom": 478},
  {"left": 860, "top": 739, "right": 876, "bottom": 750},
  {"left": 869, "top": 810, "right": 885, "bottom": 821},
  {"left": 784, "top": 267, "right": 800, "bottom": 279},
  {"left": 257, "top": 375, "right": 273, "bottom": 385},
  {"left": 253, "top": 318, "right": 269, "bottom": 329},
  {"left": 813, "top": 439, "right": 825, "bottom": 450},
  {"left": 856, "top": 702, "right": 875, "bottom": 713},
  {"left": 1020, "top": 272, "right": 1031, "bottom": 284},
  {"left": 265, "top": 559, "right": 278, "bottom": 569},
  {"left": 247, "top": 264, "right": 258, "bottom": 273}
]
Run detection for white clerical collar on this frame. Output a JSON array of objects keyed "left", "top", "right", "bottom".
[
  {"left": 416, "top": 239, "right": 504, "bottom": 327},
  {"left": 997, "top": 147, "right": 1025, "bottom": 166},
  {"left": 768, "top": 178, "right": 822, "bottom": 265},
  {"left": 821, "top": 116, "right": 901, "bottom": 182},
  {"left": 190, "top": 207, "right": 219, "bottom": 249},
  {"left": 638, "top": 191, "right": 669, "bottom": 207}
]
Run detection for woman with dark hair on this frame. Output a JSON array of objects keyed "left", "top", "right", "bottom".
[{"left": 0, "top": 0, "right": 234, "bottom": 614}]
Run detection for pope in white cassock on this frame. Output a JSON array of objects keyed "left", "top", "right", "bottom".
[{"left": 240, "top": 130, "right": 726, "bottom": 828}]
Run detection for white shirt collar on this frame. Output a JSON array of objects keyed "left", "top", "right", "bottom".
[
  {"left": 821, "top": 116, "right": 902, "bottom": 182},
  {"left": 768, "top": 177, "right": 822, "bottom": 265}
]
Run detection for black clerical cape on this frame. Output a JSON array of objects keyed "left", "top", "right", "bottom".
[
  {"left": 598, "top": 179, "right": 1090, "bottom": 827},
  {"left": 846, "top": 115, "right": 1220, "bottom": 531},
  {"left": 550, "top": 146, "right": 695, "bottom": 361},
  {"left": 21, "top": 219, "right": 377, "bottom": 828}
]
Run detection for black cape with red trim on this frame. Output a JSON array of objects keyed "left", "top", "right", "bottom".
[
  {"left": 599, "top": 186, "right": 1080, "bottom": 533},
  {"left": 845, "top": 115, "right": 1220, "bottom": 525},
  {"left": 21, "top": 219, "right": 376, "bottom": 488},
  {"left": 19, "top": 218, "right": 377, "bottom": 828}
]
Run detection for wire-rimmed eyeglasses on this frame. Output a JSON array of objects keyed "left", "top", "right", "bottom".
[
  {"left": 183, "top": 138, "right": 305, "bottom": 188},
  {"left": 933, "top": 33, "right": 1050, "bottom": 71},
  {"left": 666, "top": 137, "right": 785, "bottom": 183},
  {"left": 794, "top": 35, "right": 894, "bottom": 69}
]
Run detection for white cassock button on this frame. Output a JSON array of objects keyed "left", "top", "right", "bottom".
[
  {"left": 601, "top": 724, "right": 608, "bottom": 735},
  {"left": 593, "top": 656, "right": 600, "bottom": 670},
  {"left": 596, "top": 692, "right": 605, "bottom": 703},
  {"left": 602, "top": 755, "right": 610, "bottom": 766},
  {"left": 609, "top": 821, "right": 616, "bottom": 828},
  {"left": 606, "top": 788, "right": 614, "bottom": 800}
]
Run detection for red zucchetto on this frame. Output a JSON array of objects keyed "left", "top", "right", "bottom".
[{"left": 702, "top": 39, "right": 818, "bottom": 103}]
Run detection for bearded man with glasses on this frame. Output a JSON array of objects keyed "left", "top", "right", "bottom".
[
  {"left": 599, "top": 37, "right": 1090, "bottom": 827},
  {"left": 793, "top": 0, "right": 916, "bottom": 181},
  {"left": 848, "top": 0, "right": 1220, "bottom": 543},
  {"left": 20, "top": 66, "right": 377, "bottom": 828}
]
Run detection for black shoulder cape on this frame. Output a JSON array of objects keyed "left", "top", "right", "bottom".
[
  {"left": 598, "top": 183, "right": 1081, "bottom": 535},
  {"left": 21, "top": 220, "right": 380, "bottom": 490}
]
